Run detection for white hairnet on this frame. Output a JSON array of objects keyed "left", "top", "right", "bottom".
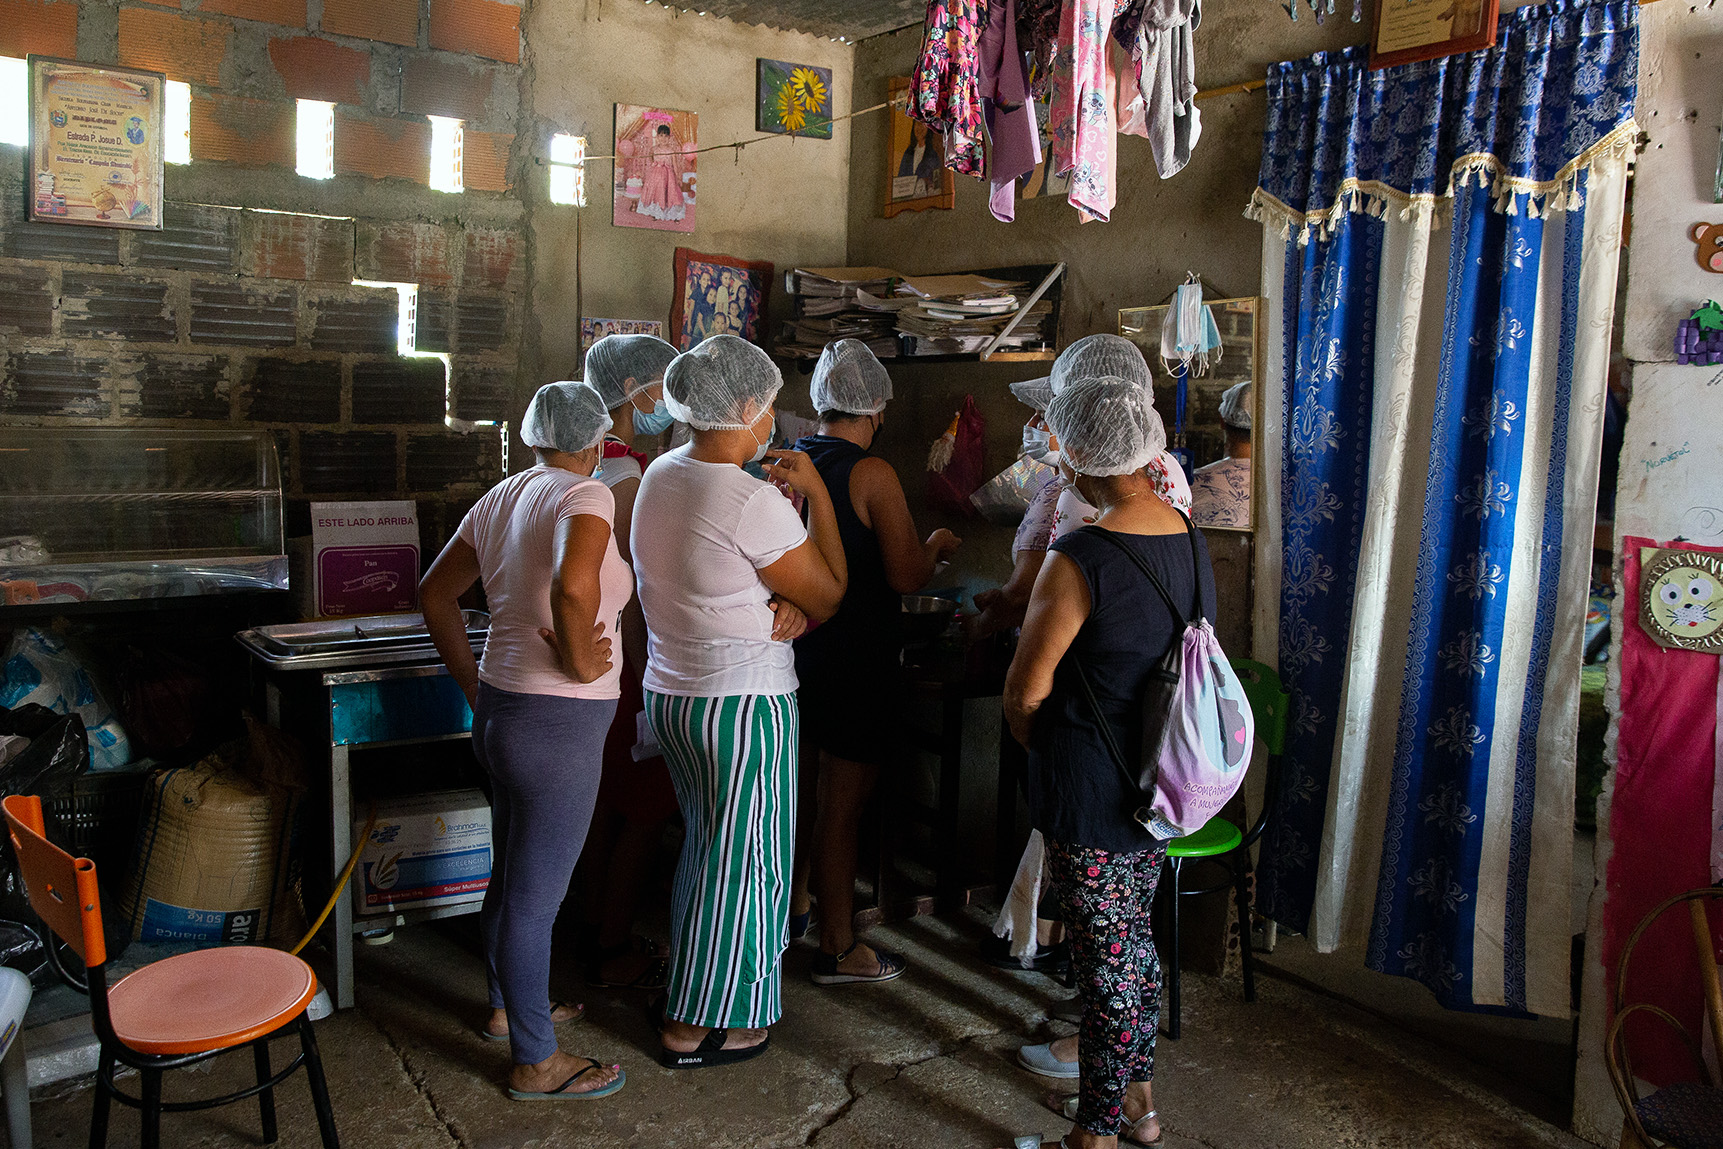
[
  {"left": 811, "top": 339, "right": 893, "bottom": 416},
  {"left": 1219, "top": 381, "right": 1252, "bottom": 431},
  {"left": 1049, "top": 334, "right": 1152, "bottom": 396},
  {"left": 521, "top": 380, "right": 612, "bottom": 454},
  {"left": 1045, "top": 375, "right": 1169, "bottom": 477},
  {"left": 585, "top": 334, "right": 679, "bottom": 410},
  {"left": 1008, "top": 375, "right": 1053, "bottom": 412},
  {"left": 663, "top": 334, "right": 783, "bottom": 431}
]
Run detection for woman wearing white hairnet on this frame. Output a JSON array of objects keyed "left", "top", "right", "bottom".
[
  {"left": 787, "top": 339, "right": 961, "bottom": 986},
  {"left": 1003, "top": 375, "right": 1215, "bottom": 1149},
  {"left": 572, "top": 333, "right": 683, "bottom": 991},
  {"left": 1188, "top": 381, "right": 1252, "bottom": 529},
  {"left": 421, "top": 381, "right": 630, "bottom": 1102},
  {"left": 630, "top": 335, "right": 849, "bottom": 1068}
]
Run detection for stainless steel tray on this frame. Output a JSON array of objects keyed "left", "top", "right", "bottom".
[{"left": 236, "top": 611, "right": 488, "bottom": 671}]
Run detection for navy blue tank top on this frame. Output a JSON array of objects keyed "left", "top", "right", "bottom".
[{"left": 793, "top": 434, "right": 901, "bottom": 677}]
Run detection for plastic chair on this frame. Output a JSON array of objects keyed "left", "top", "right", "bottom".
[
  {"left": 1607, "top": 885, "right": 1723, "bottom": 1149},
  {"left": 1159, "top": 658, "right": 1289, "bottom": 1040},
  {"left": 1, "top": 794, "right": 339, "bottom": 1149},
  {"left": 0, "top": 964, "right": 32, "bottom": 1148}
]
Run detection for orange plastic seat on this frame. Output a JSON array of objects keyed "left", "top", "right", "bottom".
[
  {"left": 109, "top": 946, "right": 317, "bottom": 1056},
  {"left": 2, "top": 794, "right": 339, "bottom": 1149}
]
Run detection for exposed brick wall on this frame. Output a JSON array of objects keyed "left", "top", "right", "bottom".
[
  {"left": 1, "top": 0, "right": 530, "bottom": 564},
  {"left": 0, "top": 157, "right": 516, "bottom": 517}
]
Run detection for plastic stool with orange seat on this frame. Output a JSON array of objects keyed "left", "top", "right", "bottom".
[{"left": 2, "top": 794, "right": 340, "bottom": 1149}]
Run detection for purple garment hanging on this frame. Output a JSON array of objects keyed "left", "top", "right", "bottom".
[{"left": 977, "top": 0, "right": 1039, "bottom": 222}]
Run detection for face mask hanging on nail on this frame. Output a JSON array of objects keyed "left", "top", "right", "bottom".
[{"left": 1160, "top": 279, "right": 1224, "bottom": 378}]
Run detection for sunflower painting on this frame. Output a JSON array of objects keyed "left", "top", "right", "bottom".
[{"left": 756, "top": 59, "right": 833, "bottom": 140}]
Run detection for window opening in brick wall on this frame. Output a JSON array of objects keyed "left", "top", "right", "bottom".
[
  {"left": 0, "top": 57, "right": 26, "bottom": 148},
  {"left": 547, "top": 133, "right": 586, "bottom": 207},
  {"left": 350, "top": 277, "right": 504, "bottom": 470},
  {"left": 165, "top": 81, "right": 191, "bottom": 165},
  {"left": 296, "top": 100, "right": 335, "bottom": 180},
  {"left": 429, "top": 116, "right": 464, "bottom": 194}
]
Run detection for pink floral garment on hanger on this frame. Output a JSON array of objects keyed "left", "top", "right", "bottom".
[
  {"left": 911, "top": 0, "right": 989, "bottom": 177},
  {"left": 1048, "top": 0, "right": 1129, "bottom": 221}
]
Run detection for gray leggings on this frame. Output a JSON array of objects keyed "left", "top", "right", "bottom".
[{"left": 471, "top": 683, "right": 617, "bottom": 1065}]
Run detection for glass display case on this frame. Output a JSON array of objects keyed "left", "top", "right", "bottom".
[{"left": 0, "top": 428, "right": 287, "bottom": 607}]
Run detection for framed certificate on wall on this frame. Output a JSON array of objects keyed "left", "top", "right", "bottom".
[
  {"left": 28, "top": 56, "right": 166, "bottom": 230},
  {"left": 1369, "top": 0, "right": 1498, "bottom": 70}
]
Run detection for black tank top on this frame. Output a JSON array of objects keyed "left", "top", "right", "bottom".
[{"left": 793, "top": 435, "right": 902, "bottom": 676}]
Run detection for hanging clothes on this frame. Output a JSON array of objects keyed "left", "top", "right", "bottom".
[
  {"left": 1016, "top": 0, "right": 1064, "bottom": 99},
  {"left": 1117, "top": 0, "right": 1203, "bottom": 179},
  {"left": 911, "top": 0, "right": 990, "bottom": 178},
  {"left": 977, "top": 0, "right": 1041, "bottom": 221},
  {"left": 1047, "top": 0, "right": 1132, "bottom": 221}
]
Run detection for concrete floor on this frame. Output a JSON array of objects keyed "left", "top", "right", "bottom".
[{"left": 18, "top": 908, "right": 1591, "bottom": 1149}]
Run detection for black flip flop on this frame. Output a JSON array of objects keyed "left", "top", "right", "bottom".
[{"left": 657, "top": 1028, "right": 771, "bottom": 1069}]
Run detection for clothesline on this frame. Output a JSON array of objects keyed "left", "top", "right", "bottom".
[
  {"left": 579, "top": 95, "right": 906, "bottom": 164},
  {"left": 577, "top": 77, "right": 1267, "bottom": 166}
]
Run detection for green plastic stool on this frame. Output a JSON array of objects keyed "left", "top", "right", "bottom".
[{"left": 1159, "top": 658, "right": 1289, "bottom": 1039}]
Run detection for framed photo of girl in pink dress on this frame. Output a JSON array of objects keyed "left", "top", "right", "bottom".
[{"left": 614, "top": 104, "right": 697, "bottom": 233}]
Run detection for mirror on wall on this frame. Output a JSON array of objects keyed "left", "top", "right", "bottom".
[{"left": 1118, "top": 296, "right": 1262, "bottom": 532}]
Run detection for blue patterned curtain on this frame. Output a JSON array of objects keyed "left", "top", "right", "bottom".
[{"left": 1251, "top": 0, "right": 1638, "bottom": 1015}]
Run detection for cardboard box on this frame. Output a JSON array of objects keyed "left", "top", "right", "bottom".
[
  {"left": 353, "top": 789, "right": 491, "bottom": 917},
  {"left": 294, "top": 501, "right": 420, "bottom": 618}
]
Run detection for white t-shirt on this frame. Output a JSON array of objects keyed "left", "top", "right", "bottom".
[
  {"left": 457, "top": 465, "right": 633, "bottom": 699},
  {"left": 630, "top": 445, "right": 808, "bottom": 697}
]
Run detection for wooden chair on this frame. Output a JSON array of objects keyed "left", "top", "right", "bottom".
[
  {"left": 1606, "top": 885, "right": 1723, "bottom": 1149},
  {"left": 2, "top": 794, "right": 340, "bottom": 1149}
]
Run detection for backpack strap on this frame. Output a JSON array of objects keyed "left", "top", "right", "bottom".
[
  {"left": 1072, "top": 656, "right": 1149, "bottom": 799},
  {"left": 1080, "top": 511, "right": 1204, "bottom": 624}
]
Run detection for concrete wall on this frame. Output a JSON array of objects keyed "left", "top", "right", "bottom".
[
  {"left": 1572, "top": 3, "right": 1723, "bottom": 1143},
  {"left": 521, "top": 1, "right": 854, "bottom": 386}
]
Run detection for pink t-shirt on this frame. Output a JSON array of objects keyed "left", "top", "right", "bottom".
[{"left": 457, "top": 465, "right": 633, "bottom": 699}]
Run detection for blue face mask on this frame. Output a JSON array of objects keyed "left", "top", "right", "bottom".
[{"left": 632, "top": 398, "right": 675, "bottom": 436}]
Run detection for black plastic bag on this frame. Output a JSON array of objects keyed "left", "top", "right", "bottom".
[{"left": 0, "top": 703, "right": 89, "bottom": 917}]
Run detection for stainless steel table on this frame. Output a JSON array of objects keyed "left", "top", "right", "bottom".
[{"left": 237, "top": 613, "right": 487, "bottom": 1009}]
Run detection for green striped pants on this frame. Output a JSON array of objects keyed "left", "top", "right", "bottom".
[{"left": 646, "top": 690, "right": 798, "bottom": 1030}]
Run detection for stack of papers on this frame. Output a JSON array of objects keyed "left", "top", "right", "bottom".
[
  {"left": 778, "top": 267, "right": 904, "bottom": 360},
  {"left": 890, "top": 275, "right": 1054, "bottom": 357}
]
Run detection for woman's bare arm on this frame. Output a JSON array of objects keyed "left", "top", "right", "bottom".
[
  {"left": 545, "top": 513, "right": 617, "bottom": 684},
  {"left": 420, "top": 538, "right": 483, "bottom": 707},
  {"left": 1002, "top": 552, "right": 1091, "bottom": 747},
  {"left": 758, "top": 448, "right": 848, "bottom": 621},
  {"left": 852, "top": 457, "right": 960, "bottom": 594}
]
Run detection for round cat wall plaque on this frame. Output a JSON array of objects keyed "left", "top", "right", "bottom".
[{"left": 1638, "top": 547, "right": 1723, "bottom": 654}]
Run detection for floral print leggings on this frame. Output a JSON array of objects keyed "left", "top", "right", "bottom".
[{"left": 1045, "top": 838, "right": 1169, "bottom": 1135}]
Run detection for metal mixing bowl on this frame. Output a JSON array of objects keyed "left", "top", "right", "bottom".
[{"left": 901, "top": 594, "right": 959, "bottom": 644}]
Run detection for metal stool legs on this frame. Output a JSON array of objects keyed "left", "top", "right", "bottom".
[
  {"left": 254, "top": 1039, "right": 278, "bottom": 1144},
  {"left": 139, "top": 1068, "right": 162, "bottom": 1149},
  {"left": 299, "top": 1016, "right": 340, "bottom": 1149},
  {"left": 87, "top": 1051, "right": 114, "bottom": 1149},
  {"left": 1233, "top": 856, "right": 1257, "bottom": 1003},
  {"left": 1163, "top": 855, "right": 1183, "bottom": 1040}
]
